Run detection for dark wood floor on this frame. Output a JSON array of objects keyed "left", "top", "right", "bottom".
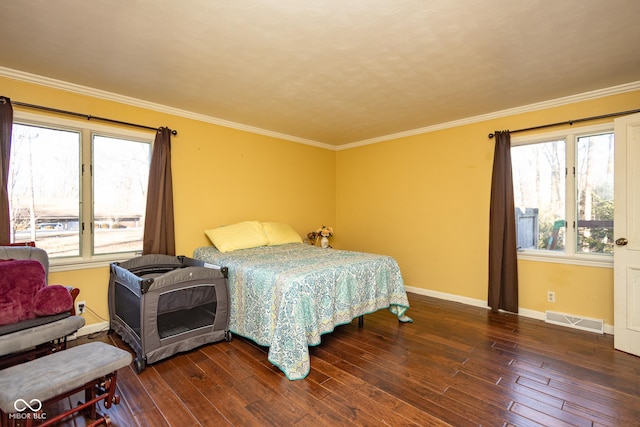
[{"left": 49, "top": 293, "right": 639, "bottom": 426}]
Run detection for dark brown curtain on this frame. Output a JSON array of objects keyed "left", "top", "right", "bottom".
[
  {"left": 0, "top": 97, "right": 13, "bottom": 245},
  {"left": 143, "top": 127, "right": 175, "bottom": 255},
  {"left": 488, "top": 130, "right": 519, "bottom": 313}
]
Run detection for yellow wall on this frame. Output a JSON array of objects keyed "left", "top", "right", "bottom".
[
  {"left": 4, "top": 74, "right": 639, "bottom": 329},
  {"left": 337, "top": 90, "right": 640, "bottom": 326},
  {"left": 2, "top": 76, "right": 336, "bottom": 326}
]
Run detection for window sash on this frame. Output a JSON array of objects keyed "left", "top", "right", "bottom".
[
  {"left": 511, "top": 123, "right": 613, "bottom": 267},
  {"left": 9, "top": 122, "right": 81, "bottom": 257},
  {"left": 92, "top": 133, "right": 151, "bottom": 256}
]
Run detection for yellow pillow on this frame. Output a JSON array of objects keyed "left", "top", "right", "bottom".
[
  {"left": 204, "top": 221, "right": 269, "bottom": 252},
  {"left": 262, "top": 222, "right": 303, "bottom": 245}
]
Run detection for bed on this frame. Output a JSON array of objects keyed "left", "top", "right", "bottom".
[{"left": 193, "top": 223, "right": 411, "bottom": 380}]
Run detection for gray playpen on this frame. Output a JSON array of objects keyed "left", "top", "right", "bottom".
[{"left": 108, "top": 254, "right": 230, "bottom": 373}]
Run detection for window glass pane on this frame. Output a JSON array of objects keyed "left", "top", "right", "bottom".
[
  {"left": 92, "top": 135, "right": 150, "bottom": 255},
  {"left": 8, "top": 123, "right": 80, "bottom": 257},
  {"left": 512, "top": 140, "right": 566, "bottom": 251},
  {"left": 576, "top": 133, "right": 614, "bottom": 254}
]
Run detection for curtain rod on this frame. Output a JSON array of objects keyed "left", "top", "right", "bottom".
[
  {"left": 487, "top": 108, "right": 640, "bottom": 139},
  {"left": 0, "top": 96, "right": 177, "bottom": 135}
]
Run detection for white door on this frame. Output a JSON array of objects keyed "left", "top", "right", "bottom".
[{"left": 614, "top": 112, "right": 640, "bottom": 356}]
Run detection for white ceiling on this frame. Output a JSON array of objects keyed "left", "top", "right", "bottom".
[{"left": 1, "top": 0, "right": 639, "bottom": 146}]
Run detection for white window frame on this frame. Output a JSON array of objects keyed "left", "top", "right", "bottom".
[
  {"left": 512, "top": 123, "right": 613, "bottom": 268},
  {"left": 13, "top": 110, "right": 153, "bottom": 272}
]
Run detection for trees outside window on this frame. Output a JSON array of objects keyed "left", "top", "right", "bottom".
[{"left": 576, "top": 133, "right": 614, "bottom": 254}]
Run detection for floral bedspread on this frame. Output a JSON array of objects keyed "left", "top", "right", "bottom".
[{"left": 192, "top": 243, "right": 411, "bottom": 380}]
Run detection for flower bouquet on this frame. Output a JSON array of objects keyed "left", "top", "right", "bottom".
[
  {"left": 317, "top": 225, "right": 333, "bottom": 238},
  {"left": 306, "top": 225, "right": 333, "bottom": 247},
  {"left": 316, "top": 225, "right": 333, "bottom": 248}
]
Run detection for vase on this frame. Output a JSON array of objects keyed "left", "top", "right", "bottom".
[{"left": 321, "top": 236, "right": 329, "bottom": 248}]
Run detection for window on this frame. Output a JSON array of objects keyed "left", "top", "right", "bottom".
[
  {"left": 92, "top": 135, "right": 151, "bottom": 255},
  {"left": 511, "top": 124, "right": 614, "bottom": 265},
  {"left": 8, "top": 112, "right": 152, "bottom": 264}
]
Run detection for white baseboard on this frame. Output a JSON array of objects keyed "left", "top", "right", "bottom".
[
  {"left": 404, "top": 286, "right": 614, "bottom": 335},
  {"left": 405, "top": 286, "right": 490, "bottom": 310},
  {"left": 70, "top": 321, "right": 110, "bottom": 340}
]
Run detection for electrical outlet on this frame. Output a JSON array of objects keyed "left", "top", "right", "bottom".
[
  {"left": 76, "top": 300, "right": 86, "bottom": 314},
  {"left": 547, "top": 291, "right": 556, "bottom": 303}
]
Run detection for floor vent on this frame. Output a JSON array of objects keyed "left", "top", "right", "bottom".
[{"left": 544, "top": 311, "right": 604, "bottom": 334}]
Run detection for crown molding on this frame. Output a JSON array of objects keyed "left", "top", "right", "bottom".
[
  {"left": 337, "top": 80, "right": 640, "bottom": 150},
  {"left": 0, "top": 66, "right": 334, "bottom": 150},
  {"left": 2, "top": 66, "right": 638, "bottom": 152}
]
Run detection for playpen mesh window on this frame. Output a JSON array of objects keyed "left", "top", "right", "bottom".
[
  {"left": 114, "top": 282, "right": 142, "bottom": 338},
  {"left": 114, "top": 283, "right": 220, "bottom": 340},
  {"left": 157, "top": 286, "right": 218, "bottom": 339}
]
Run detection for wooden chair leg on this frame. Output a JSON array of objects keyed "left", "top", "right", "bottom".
[{"left": 82, "top": 380, "right": 98, "bottom": 420}]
